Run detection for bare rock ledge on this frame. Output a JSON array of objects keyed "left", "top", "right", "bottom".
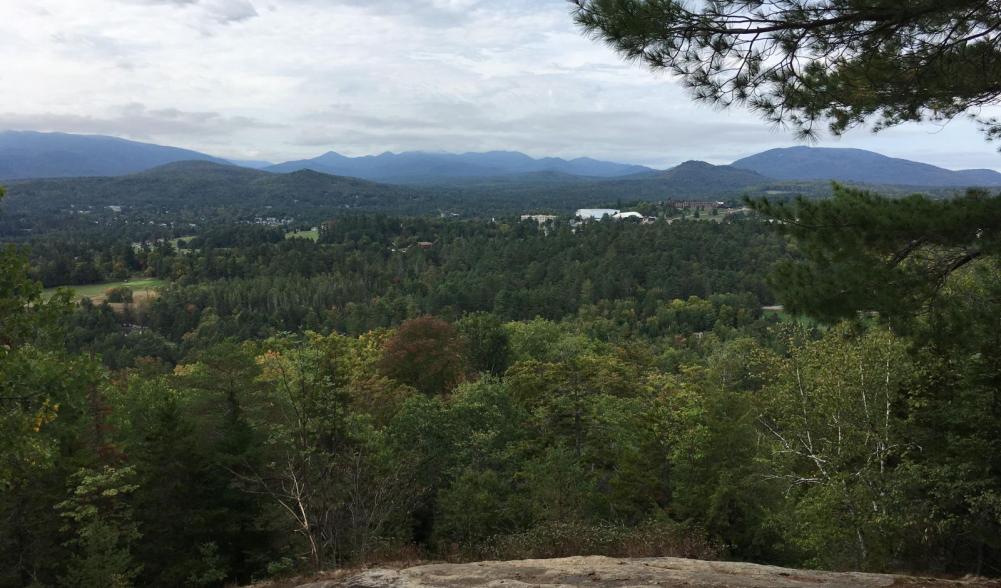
[{"left": 296, "top": 556, "right": 999, "bottom": 588}]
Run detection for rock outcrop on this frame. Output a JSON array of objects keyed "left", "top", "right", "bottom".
[{"left": 295, "top": 555, "right": 998, "bottom": 588}]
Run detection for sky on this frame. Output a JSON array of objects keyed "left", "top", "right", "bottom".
[{"left": 2, "top": 0, "right": 1001, "bottom": 170}]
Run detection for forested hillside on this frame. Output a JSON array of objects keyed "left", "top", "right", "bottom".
[
  {"left": 5, "top": 0, "right": 1001, "bottom": 584},
  {"left": 4, "top": 199, "right": 1000, "bottom": 585},
  {"left": 733, "top": 146, "right": 1001, "bottom": 187},
  {"left": 1, "top": 159, "right": 965, "bottom": 242}
]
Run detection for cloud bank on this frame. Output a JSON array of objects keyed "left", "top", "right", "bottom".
[{"left": 0, "top": 0, "right": 998, "bottom": 169}]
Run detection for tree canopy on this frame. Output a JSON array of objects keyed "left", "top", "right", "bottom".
[
  {"left": 571, "top": 0, "right": 1001, "bottom": 140},
  {"left": 750, "top": 185, "right": 1001, "bottom": 324}
]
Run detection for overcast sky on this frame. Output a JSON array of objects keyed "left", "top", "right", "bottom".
[{"left": 2, "top": 0, "right": 1001, "bottom": 170}]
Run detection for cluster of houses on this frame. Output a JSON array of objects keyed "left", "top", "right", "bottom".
[
  {"left": 521, "top": 209, "right": 657, "bottom": 225},
  {"left": 573, "top": 208, "right": 654, "bottom": 222},
  {"left": 670, "top": 200, "right": 728, "bottom": 210}
]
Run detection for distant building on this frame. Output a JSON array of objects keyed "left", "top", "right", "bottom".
[
  {"left": 613, "top": 211, "right": 643, "bottom": 220},
  {"left": 576, "top": 208, "right": 619, "bottom": 220},
  {"left": 671, "top": 200, "right": 727, "bottom": 210},
  {"left": 417, "top": 241, "right": 434, "bottom": 250},
  {"left": 521, "top": 214, "right": 559, "bottom": 224}
]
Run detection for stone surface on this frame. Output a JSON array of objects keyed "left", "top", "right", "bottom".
[{"left": 303, "top": 556, "right": 998, "bottom": 588}]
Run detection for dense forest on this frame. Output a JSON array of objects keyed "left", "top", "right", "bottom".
[
  {"left": 6, "top": 0, "right": 1001, "bottom": 585},
  {"left": 3, "top": 185, "right": 1000, "bottom": 586},
  {"left": 0, "top": 159, "right": 961, "bottom": 243}
]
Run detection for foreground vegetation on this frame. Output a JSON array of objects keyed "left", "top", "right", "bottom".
[
  {"left": 5, "top": 0, "right": 1001, "bottom": 584},
  {"left": 3, "top": 186, "right": 1000, "bottom": 586}
]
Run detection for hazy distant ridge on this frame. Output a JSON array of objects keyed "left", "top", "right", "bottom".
[
  {"left": 0, "top": 131, "right": 230, "bottom": 180},
  {"left": 732, "top": 146, "right": 1001, "bottom": 187},
  {"left": 3, "top": 131, "right": 1001, "bottom": 188},
  {"left": 266, "top": 150, "right": 652, "bottom": 181}
]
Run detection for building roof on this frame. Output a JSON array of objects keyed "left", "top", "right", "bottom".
[{"left": 576, "top": 208, "right": 620, "bottom": 219}]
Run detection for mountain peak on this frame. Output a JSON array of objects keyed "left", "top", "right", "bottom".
[
  {"left": 0, "top": 131, "right": 230, "bottom": 180},
  {"left": 265, "top": 150, "right": 652, "bottom": 182},
  {"left": 732, "top": 146, "right": 1001, "bottom": 187},
  {"left": 650, "top": 159, "right": 768, "bottom": 191},
  {"left": 674, "top": 160, "right": 715, "bottom": 168}
]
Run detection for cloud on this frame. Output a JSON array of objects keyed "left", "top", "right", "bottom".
[
  {"left": 2, "top": 0, "right": 999, "bottom": 167},
  {"left": 300, "top": 0, "right": 486, "bottom": 27},
  {"left": 50, "top": 31, "right": 142, "bottom": 60},
  {"left": 124, "top": 0, "right": 198, "bottom": 4},
  {"left": 0, "top": 104, "right": 280, "bottom": 141},
  {"left": 202, "top": 0, "right": 258, "bottom": 24},
  {"left": 287, "top": 101, "right": 786, "bottom": 167},
  {"left": 118, "top": 0, "right": 258, "bottom": 25}
]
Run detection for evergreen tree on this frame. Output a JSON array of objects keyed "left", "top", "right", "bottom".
[
  {"left": 572, "top": 0, "right": 1001, "bottom": 140},
  {"left": 747, "top": 185, "right": 1000, "bottom": 326},
  {"left": 57, "top": 465, "right": 142, "bottom": 588}
]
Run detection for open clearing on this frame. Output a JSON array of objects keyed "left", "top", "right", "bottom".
[
  {"left": 286, "top": 228, "right": 320, "bottom": 241},
  {"left": 43, "top": 278, "right": 166, "bottom": 304}
]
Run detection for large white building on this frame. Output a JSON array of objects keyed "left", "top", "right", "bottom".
[
  {"left": 575, "top": 209, "right": 649, "bottom": 221},
  {"left": 575, "top": 208, "right": 620, "bottom": 220}
]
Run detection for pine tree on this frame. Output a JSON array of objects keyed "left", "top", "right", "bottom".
[
  {"left": 747, "top": 185, "right": 1000, "bottom": 325},
  {"left": 572, "top": 0, "right": 1001, "bottom": 140}
]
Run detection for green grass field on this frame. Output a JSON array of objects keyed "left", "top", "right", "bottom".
[
  {"left": 286, "top": 229, "right": 319, "bottom": 241},
  {"left": 43, "top": 278, "right": 166, "bottom": 302}
]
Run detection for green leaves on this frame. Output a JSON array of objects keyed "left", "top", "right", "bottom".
[
  {"left": 57, "top": 465, "right": 142, "bottom": 588},
  {"left": 573, "top": 0, "right": 1001, "bottom": 141},
  {"left": 749, "top": 186, "right": 1001, "bottom": 327},
  {"left": 757, "top": 325, "right": 913, "bottom": 568}
]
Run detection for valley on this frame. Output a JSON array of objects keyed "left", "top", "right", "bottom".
[{"left": 4, "top": 0, "right": 1001, "bottom": 585}]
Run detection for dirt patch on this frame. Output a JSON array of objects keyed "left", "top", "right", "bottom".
[{"left": 294, "top": 556, "right": 999, "bottom": 588}]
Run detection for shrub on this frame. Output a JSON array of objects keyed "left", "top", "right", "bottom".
[{"left": 105, "top": 286, "right": 134, "bottom": 303}]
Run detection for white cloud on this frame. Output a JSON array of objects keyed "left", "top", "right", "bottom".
[
  {"left": 119, "top": 0, "right": 258, "bottom": 23},
  {"left": 201, "top": 0, "right": 258, "bottom": 24},
  {"left": 0, "top": 103, "right": 279, "bottom": 139},
  {"left": 0, "top": 0, "right": 998, "bottom": 168}
]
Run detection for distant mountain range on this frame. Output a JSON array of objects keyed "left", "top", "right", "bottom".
[
  {"left": 0, "top": 159, "right": 951, "bottom": 230},
  {"left": 732, "top": 146, "right": 1001, "bottom": 187},
  {"left": 265, "top": 150, "right": 652, "bottom": 181},
  {"left": 228, "top": 159, "right": 275, "bottom": 170},
  {"left": 641, "top": 160, "right": 771, "bottom": 190},
  {"left": 2, "top": 130, "right": 1001, "bottom": 189},
  {"left": 0, "top": 131, "right": 230, "bottom": 180},
  {"left": 1, "top": 160, "right": 425, "bottom": 218},
  {"left": 0, "top": 131, "right": 650, "bottom": 182}
]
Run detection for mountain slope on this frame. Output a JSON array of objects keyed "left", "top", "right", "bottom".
[
  {"left": 732, "top": 146, "right": 1001, "bottom": 187},
  {"left": 0, "top": 131, "right": 231, "bottom": 180},
  {"left": 228, "top": 158, "right": 275, "bottom": 169},
  {"left": 2, "top": 160, "right": 422, "bottom": 216},
  {"left": 653, "top": 160, "right": 772, "bottom": 191},
  {"left": 3, "top": 157, "right": 959, "bottom": 234},
  {"left": 266, "top": 150, "right": 651, "bottom": 181}
]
